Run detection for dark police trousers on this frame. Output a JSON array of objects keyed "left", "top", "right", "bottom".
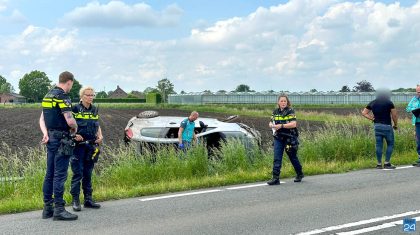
[
  {"left": 43, "top": 130, "right": 72, "bottom": 206},
  {"left": 70, "top": 144, "right": 95, "bottom": 198},
  {"left": 272, "top": 136, "right": 303, "bottom": 177}
]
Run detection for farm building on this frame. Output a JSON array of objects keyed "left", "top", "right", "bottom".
[
  {"left": 168, "top": 92, "right": 416, "bottom": 105},
  {"left": 108, "top": 85, "right": 128, "bottom": 98},
  {"left": 0, "top": 93, "right": 26, "bottom": 104}
]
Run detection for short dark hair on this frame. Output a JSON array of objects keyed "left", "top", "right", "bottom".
[{"left": 59, "top": 71, "right": 74, "bottom": 84}]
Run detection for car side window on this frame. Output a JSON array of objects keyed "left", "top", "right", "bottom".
[
  {"left": 221, "top": 131, "right": 246, "bottom": 139},
  {"left": 140, "top": 128, "right": 164, "bottom": 138}
]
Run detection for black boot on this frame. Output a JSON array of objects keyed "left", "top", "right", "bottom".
[
  {"left": 267, "top": 176, "right": 280, "bottom": 185},
  {"left": 42, "top": 200, "right": 54, "bottom": 219},
  {"left": 53, "top": 205, "right": 78, "bottom": 221},
  {"left": 72, "top": 197, "right": 81, "bottom": 212},
  {"left": 84, "top": 196, "right": 101, "bottom": 209},
  {"left": 294, "top": 174, "right": 304, "bottom": 182}
]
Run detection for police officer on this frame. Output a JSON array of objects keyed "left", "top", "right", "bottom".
[
  {"left": 267, "top": 95, "right": 304, "bottom": 185},
  {"left": 70, "top": 86, "right": 103, "bottom": 211},
  {"left": 39, "top": 71, "right": 78, "bottom": 221}
]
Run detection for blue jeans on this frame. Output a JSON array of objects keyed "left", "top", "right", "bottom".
[
  {"left": 182, "top": 140, "right": 192, "bottom": 148},
  {"left": 272, "top": 137, "right": 302, "bottom": 177},
  {"left": 374, "top": 123, "right": 394, "bottom": 163},
  {"left": 415, "top": 123, "right": 420, "bottom": 157},
  {"left": 70, "top": 144, "right": 95, "bottom": 198},
  {"left": 42, "top": 131, "right": 71, "bottom": 206}
]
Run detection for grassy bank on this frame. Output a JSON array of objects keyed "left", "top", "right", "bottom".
[{"left": 0, "top": 120, "right": 417, "bottom": 214}]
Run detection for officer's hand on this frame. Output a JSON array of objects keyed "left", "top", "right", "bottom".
[
  {"left": 41, "top": 134, "right": 49, "bottom": 144},
  {"left": 178, "top": 143, "right": 184, "bottom": 149},
  {"left": 74, "top": 134, "right": 83, "bottom": 142}
]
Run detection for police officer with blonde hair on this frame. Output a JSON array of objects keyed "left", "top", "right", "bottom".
[{"left": 70, "top": 86, "right": 103, "bottom": 211}]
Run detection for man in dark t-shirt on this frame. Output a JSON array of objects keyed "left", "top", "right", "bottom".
[{"left": 362, "top": 91, "right": 398, "bottom": 169}]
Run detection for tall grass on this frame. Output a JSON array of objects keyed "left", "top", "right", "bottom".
[{"left": 0, "top": 119, "right": 417, "bottom": 214}]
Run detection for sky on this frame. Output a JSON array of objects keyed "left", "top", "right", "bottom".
[{"left": 0, "top": 0, "right": 419, "bottom": 93}]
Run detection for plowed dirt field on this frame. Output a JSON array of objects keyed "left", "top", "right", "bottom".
[{"left": 0, "top": 107, "right": 409, "bottom": 151}]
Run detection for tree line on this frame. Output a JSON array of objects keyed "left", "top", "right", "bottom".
[
  {"left": 0, "top": 72, "right": 416, "bottom": 103},
  {"left": 0, "top": 71, "right": 177, "bottom": 103}
]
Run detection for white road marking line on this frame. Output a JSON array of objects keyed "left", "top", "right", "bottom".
[
  {"left": 139, "top": 189, "right": 222, "bottom": 201},
  {"left": 226, "top": 182, "right": 285, "bottom": 190},
  {"left": 337, "top": 223, "right": 396, "bottom": 235},
  {"left": 383, "top": 165, "right": 414, "bottom": 171},
  {"left": 337, "top": 216, "right": 420, "bottom": 235},
  {"left": 295, "top": 210, "right": 420, "bottom": 235},
  {"left": 140, "top": 181, "right": 288, "bottom": 201}
]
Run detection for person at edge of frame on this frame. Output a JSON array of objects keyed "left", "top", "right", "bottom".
[
  {"left": 39, "top": 71, "right": 78, "bottom": 221},
  {"left": 70, "top": 86, "right": 103, "bottom": 212},
  {"left": 362, "top": 88, "right": 398, "bottom": 169},
  {"left": 178, "top": 111, "right": 199, "bottom": 150},
  {"left": 406, "top": 84, "right": 420, "bottom": 167},
  {"left": 267, "top": 94, "right": 304, "bottom": 185}
]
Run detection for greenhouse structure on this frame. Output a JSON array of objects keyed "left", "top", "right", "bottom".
[{"left": 168, "top": 92, "right": 416, "bottom": 105}]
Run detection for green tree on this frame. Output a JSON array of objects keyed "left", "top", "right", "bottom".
[
  {"left": 234, "top": 84, "right": 251, "bottom": 92},
  {"left": 392, "top": 87, "right": 415, "bottom": 92},
  {"left": 353, "top": 80, "right": 375, "bottom": 92},
  {"left": 96, "top": 91, "right": 108, "bottom": 98},
  {"left": 68, "top": 79, "right": 82, "bottom": 101},
  {"left": 156, "top": 78, "right": 175, "bottom": 103},
  {"left": 127, "top": 93, "right": 138, "bottom": 98},
  {"left": 144, "top": 87, "right": 159, "bottom": 94},
  {"left": 18, "top": 70, "right": 51, "bottom": 102},
  {"left": 339, "top": 85, "right": 351, "bottom": 92},
  {"left": 0, "top": 75, "right": 14, "bottom": 93},
  {"left": 310, "top": 88, "right": 318, "bottom": 92}
]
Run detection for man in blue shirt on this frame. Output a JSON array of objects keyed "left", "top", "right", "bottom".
[
  {"left": 406, "top": 85, "right": 420, "bottom": 166},
  {"left": 178, "top": 111, "right": 199, "bottom": 149}
]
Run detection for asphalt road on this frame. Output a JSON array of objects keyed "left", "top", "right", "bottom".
[{"left": 1, "top": 166, "right": 419, "bottom": 235}]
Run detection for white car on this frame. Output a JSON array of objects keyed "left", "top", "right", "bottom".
[{"left": 124, "top": 111, "right": 261, "bottom": 152}]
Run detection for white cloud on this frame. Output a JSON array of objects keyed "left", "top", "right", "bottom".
[
  {"left": 0, "top": 1, "right": 27, "bottom": 25},
  {"left": 8, "top": 25, "right": 77, "bottom": 54},
  {"left": 0, "top": 0, "right": 8, "bottom": 12},
  {"left": 62, "top": 1, "right": 183, "bottom": 28},
  {"left": 9, "top": 9, "right": 26, "bottom": 23},
  {"left": 2, "top": 0, "right": 420, "bottom": 93}
]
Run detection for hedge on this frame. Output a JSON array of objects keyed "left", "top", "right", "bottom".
[
  {"left": 146, "top": 93, "right": 162, "bottom": 104},
  {"left": 92, "top": 98, "right": 146, "bottom": 103}
]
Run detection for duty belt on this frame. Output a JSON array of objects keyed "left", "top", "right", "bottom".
[{"left": 48, "top": 129, "right": 70, "bottom": 138}]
